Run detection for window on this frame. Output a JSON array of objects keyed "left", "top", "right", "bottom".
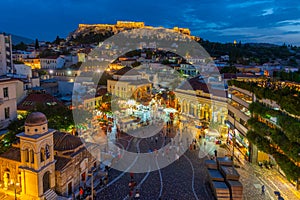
[
  {"left": 40, "top": 148, "right": 45, "bottom": 162},
  {"left": 81, "top": 172, "right": 86, "bottom": 182},
  {"left": 3, "top": 87, "right": 8, "bottom": 98},
  {"left": 68, "top": 182, "right": 73, "bottom": 196},
  {"left": 45, "top": 145, "right": 50, "bottom": 159},
  {"left": 228, "top": 110, "right": 234, "bottom": 118},
  {"left": 30, "top": 149, "right": 34, "bottom": 164},
  {"left": 4, "top": 107, "right": 9, "bottom": 119},
  {"left": 25, "top": 149, "right": 29, "bottom": 162}
]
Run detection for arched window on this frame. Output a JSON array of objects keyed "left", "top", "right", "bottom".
[
  {"left": 24, "top": 149, "right": 29, "bottom": 162},
  {"left": 30, "top": 149, "right": 34, "bottom": 164},
  {"left": 45, "top": 145, "right": 50, "bottom": 159},
  {"left": 40, "top": 147, "right": 45, "bottom": 162}
]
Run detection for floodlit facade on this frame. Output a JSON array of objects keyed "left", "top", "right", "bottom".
[
  {"left": 175, "top": 76, "right": 228, "bottom": 134},
  {"left": 107, "top": 67, "right": 152, "bottom": 100},
  {"left": 0, "top": 112, "right": 99, "bottom": 199}
]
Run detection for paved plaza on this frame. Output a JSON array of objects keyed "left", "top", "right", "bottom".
[
  {"left": 95, "top": 132, "right": 215, "bottom": 200},
  {"left": 91, "top": 128, "right": 300, "bottom": 200}
]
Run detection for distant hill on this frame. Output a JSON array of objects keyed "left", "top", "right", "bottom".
[
  {"left": 246, "top": 43, "right": 279, "bottom": 47},
  {"left": 11, "top": 34, "right": 34, "bottom": 45},
  {"left": 67, "top": 21, "right": 196, "bottom": 45},
  {"left": 0, "top": 32, "right": 34, "bottom": 45}
]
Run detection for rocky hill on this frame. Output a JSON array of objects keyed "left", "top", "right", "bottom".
[{"left": 67, "top": 21, "right": 194, "bottom": 44}]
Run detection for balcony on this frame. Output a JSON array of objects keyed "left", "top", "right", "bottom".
[
  {"left": 227, "top": 115, "right": 248, "bottom": 136},
  {"left": 228, "top": 103, "right": 251, "bottom": 121},
  {"left": 235, "top": 121, "right": 248, "bottom": 136},
  {"left": 232, "top": 95, "right": 250, "bottom": 108}
]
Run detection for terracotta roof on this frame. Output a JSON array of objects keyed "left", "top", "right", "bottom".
[
  {"left": 178, "top": 77, "right": 210, "bottom": 92},
  {"left": 178, "top": 76, "right": 227, "bottom": 98},
  {"left": 53, "top": 131, "right": 83, "bottom": 151},
  {"left": 17, "top": 93, "right": 63, "bottom": 111},
  {"left": 0, "top": 147, "right": 21, "bottom": 162},
  {"left": 54, "top": 156, "right": 72, "bottom": 171}
]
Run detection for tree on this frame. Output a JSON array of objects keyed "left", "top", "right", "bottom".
[
  {"left": 13, "top": 42, "right": 27, "bottom": 51},
  {"left": 35, "top": 38, "right": 39, "bottom": 50},
  {"left": 38, "top": 70, "right": 47, "bottom": 76},
  {"left": 220, "top": 66, "right": 239, "bottom": 74}
]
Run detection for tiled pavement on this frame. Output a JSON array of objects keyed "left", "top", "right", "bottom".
[
  {"left": 95, "top": 133, "right": 300, "bottom": 200},
  {"left": 95, "top": 133, "right": 215, "bottom": 200}
]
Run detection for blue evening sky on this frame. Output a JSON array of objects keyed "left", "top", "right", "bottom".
[{"left": 1, "top": 0, "right": 300, "bottom": 45}]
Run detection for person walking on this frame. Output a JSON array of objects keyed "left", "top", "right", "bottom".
[
  {"left": 134, "top": 189, "right": 140, "bottom": 199},
  {"left": 214, "top": 149, "right": 218, "bottom": 157},
  {"left": 261, "top": 185, "right": 265, "bottom": 195},
  {"left": 130, "top": 172, "right": 134, "bottom": 180},
  {"left": 129, "top": 189, "right": 133, "bottom": 198}
]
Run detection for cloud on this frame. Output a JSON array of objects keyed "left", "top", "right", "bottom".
[
  {"left": 277, "top": 19, "right": 300, "bottom": 25},
  {"left": 1, "top": 0, "right": 300, "bottom": 45},
  {"left": 261, "top": 8, "right": 274, "bottom": 16},
  {"left": 227, "top": 0, "right": 273, "bottom": 8}
]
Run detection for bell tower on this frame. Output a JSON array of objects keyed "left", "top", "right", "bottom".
[{"left": 17, "top": 112, "right": 56, "bottom": 199}]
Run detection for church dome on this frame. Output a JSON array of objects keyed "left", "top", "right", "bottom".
[{"left": 25, "top": 112, "right": 48, "bottom": 126}]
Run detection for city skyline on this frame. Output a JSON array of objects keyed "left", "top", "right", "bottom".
[{"left": 1, "top": 0, "right": 300, "bottom": 45}]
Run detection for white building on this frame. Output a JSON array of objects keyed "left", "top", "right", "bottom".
[
  {"left": 0, "top": 34, "right": 14, "bottom": 75},
  {"left": 12, "top": 50, "right": 37, "bottom": 61},
  {"left": 186, "top": 58, "right": 205, "bottom": 64},
  {"left": 0, "top": 78, "right": 18, "bottom": 129},
  {"left": 62, "top": 54, "right": 78, "bottom": 68},
  {"left": 180, "top": 63, "right": 199, "bottom": 77},
  {"left": 284, "top": 67, "right": 299, "bottom": 73},
  {"left": 14, "top": 64, "right": 32, "bottom": 78},
  {"left": 40, "top": 56, "right": 65, "bottom": 69}
]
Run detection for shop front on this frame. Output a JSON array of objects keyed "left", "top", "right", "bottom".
[{"left": 225, "top": 120, "right": 250, "bottom": 162}]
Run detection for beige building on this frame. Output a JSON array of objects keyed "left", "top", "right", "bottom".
[
  {"left": 175, "top": 77, "right": 228, "bottom": 125},
  {"left": 40, "top": 56, "right": 65, "bottom": 69},
  {"left": 0, "top": 78, "right": 18, "bottom": 129},
  {"left": 0, "top": 112, "right": 99, "bottom": 199},
  {"left": 107, "top": 67, "right": 152, "bottom": 101}
]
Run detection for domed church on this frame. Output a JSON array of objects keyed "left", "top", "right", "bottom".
[{"left": 0, "top": 112, "right": 99, "bottom": 199}]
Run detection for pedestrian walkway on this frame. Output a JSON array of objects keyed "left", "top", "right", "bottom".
[{"left": 197, "top": 139, "right": 300, "bottom": 200}]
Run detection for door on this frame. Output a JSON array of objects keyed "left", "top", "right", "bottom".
[
  {"left": 43, "top": 171, "right": 50, "bottom": 193},
  {"left": 68, "top": 182, "right": 72, "bottom": 196}
]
